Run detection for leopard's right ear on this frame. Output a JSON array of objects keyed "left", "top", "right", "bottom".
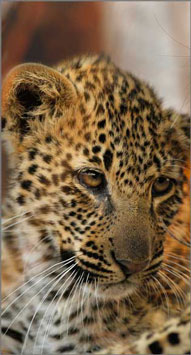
[{"left": 2, "top": 63, "right": 77, "bottom": 135}]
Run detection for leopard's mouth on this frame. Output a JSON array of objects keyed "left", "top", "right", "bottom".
[{"left": 60, "top": 249, "right": 153, "bottom": 297}]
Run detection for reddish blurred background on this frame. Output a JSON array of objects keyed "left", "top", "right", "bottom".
[
  {"left": 2, "top": 2, "right": 189, "bottom": 110},
  {"left": 2, "top": 2, "right": 102, "bottom": 75}
]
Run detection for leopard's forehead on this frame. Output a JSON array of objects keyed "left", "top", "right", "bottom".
[{"left": 52, "top": 56, "right": 174, "bottom": 193}]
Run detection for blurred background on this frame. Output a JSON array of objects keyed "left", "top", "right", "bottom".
[
  {"left": 1, "top": 1, "right": 190, "bottom": 196},
  {"left": 2, "top": 1, "right": 189, "bottom": 112}
]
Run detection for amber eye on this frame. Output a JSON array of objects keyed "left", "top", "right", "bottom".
[
  {"left": 78, "top": 169, "right": 106, "bottom": 190},
  {"left": 152, "top": 177, "right": 173, "bottom": 197}
]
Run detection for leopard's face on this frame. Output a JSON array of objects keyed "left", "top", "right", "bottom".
[{"left": 2, "top": 55, "right": 189, "bottom": 299}]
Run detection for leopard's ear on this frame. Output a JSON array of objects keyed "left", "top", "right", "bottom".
[
  {"left": 162, "top": 109, "right": 190, "bottom": 161},
  {"left": 2, "top": 63, "right": 77, "bottom": 135}
]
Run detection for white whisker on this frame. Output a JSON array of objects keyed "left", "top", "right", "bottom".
[
  {"left": 2, "top": 215, "right": 33, "bottom": 231},
  {"left": 66, "top": 273, "right": 84, "bottom": 337},
  {"left": 2, "top": 210, "right": 32, "bottom": 225},
  {"left": 162, "top": 265, "right": 190, "bottom": 285},
  {"left": 23, "top": 234, "right": 53, "bottom": 273},
  {"left": 35, "top": 265, "right": 78, "bottom": 355},
  {"left": 73, "top": 272, "right": 84, "bottom": 330},
  {"left": 164, "top": 252, "right": 190, "bottom": 263},
  {"left": 94, "top": 279, "right": 102, "bottom": 332},
  {"left": 161, "top": 218, "right": 190, "bottom": 248},
  {"left": 161, "top": 272, "right": 184, "bottom": 310},
  {"left": 152, "top": 275, "right": 170, "bottom": 316},
  {"left": 21, "top": 263, "right": 77, "bottom": 355},
  {"left": 2, "top": 257, "right": 76, "bottom": 306},
  {"left": 163, "top": 260, "right": 190, "bottom": 274},
  {"left": 80, "top": 273, "right": 89, "bottom": 331}
]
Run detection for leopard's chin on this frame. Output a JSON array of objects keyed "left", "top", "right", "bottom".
[{"left": 93, "top": 278, "right": 139, "bottom": 300}]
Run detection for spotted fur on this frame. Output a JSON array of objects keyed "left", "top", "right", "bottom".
[{"left": 1, "top": 55, "right": 190, "bottom": 354}]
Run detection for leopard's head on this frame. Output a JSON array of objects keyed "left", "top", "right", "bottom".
[{"left": 2, "top": 55, "right": 190, "bottom": 299}]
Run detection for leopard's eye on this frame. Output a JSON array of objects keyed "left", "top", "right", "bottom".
[
  {"left": 152, "top": 177, "right": 173, "bottom": 197},
  {"left": 78, "top": 169, "right": 106, "bottom": 190}
]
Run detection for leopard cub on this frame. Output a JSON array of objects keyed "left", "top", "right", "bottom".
[{"left": 2, "top": 54, "right": 190, "bottom": 354}]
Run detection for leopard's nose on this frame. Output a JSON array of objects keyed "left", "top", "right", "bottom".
[{"left": 112, "top": 253, "right": 149, "bottom": 275}]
